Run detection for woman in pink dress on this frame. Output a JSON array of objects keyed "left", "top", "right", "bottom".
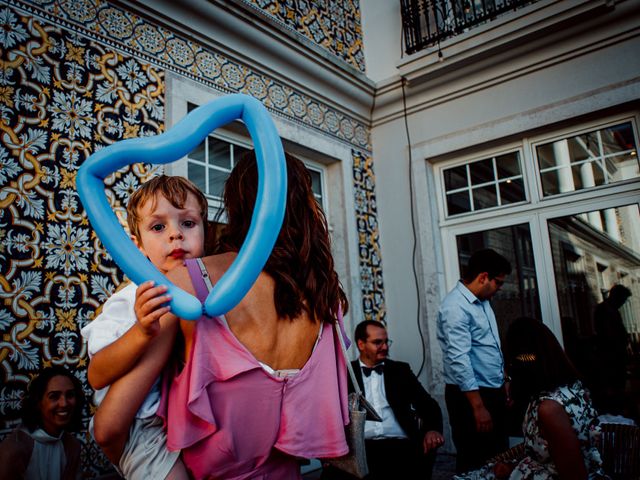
[{"left": 160, "top": 153, "right": 351, "bottom": 479}]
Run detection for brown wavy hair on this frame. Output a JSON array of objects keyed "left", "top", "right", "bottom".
[
  {"left": 215, "top": 152, "right": 348, "bottom": 322},
  {"left": 127, "top": 175, "right": 208, "bottom": 241}
]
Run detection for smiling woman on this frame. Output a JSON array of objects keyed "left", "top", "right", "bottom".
[{"left": 0, "top": 366, "right": 85, "bottom": 480}]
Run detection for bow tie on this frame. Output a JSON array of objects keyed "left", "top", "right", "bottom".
[{"left": 362, "top": 364, "right": 384, "bottom": 377}]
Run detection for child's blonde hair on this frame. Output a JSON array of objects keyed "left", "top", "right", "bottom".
[{"left": 127, "top": 175, "right": 208, "bottom": 241}]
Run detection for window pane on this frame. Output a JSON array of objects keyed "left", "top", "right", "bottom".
[
  {"left": 188, "top": 163, "right": 206, "bottom": 193},
  {"left": 232, "top": 144, "right": 250, "bottom": 165},
  {"left": 495, "top": 152, "right": 521, "bottom": 179},
  {"left": 446, "top": 191, "right": 471, "bottom": 215},
  {"left": 547, "top": 204, "right": 640, "bottom": 415},
  {"left": 602, "top": 123, "right": 635, "bottom": 156},
  {"left": 309, "top": 169, "right": 322, "bottom": 197},
  {"left": 536, "top": 122, "right": 639, "bottom": 196},
  {"left": 456, "top": 224, "right": 541, "bottom": 341},
  {"left": 469, "top": 158, "right": 494, "bottom": 185},
  {"left": 607, "top": 153, "right": 639, "bottom": 182},
  {"left": 209, "top": 168, "right": 228, "bottom": 199},
  {"left": 444, "top": 165, "right": 468, "bottom": 190},
  {"left": 539, "top": 169, "right": 565, "bottom": 196},
  {"left": 571, "top": 161, "right": 605, "bottom": 190},
  {"left": 208, "top": 138, "right": 231, "bottom": 169},
  {"left": 566, "top": 135, "right": 594, "bottom": 163},
  {"left": 188, "top": 141, "right": 206, "bottom": 163},
  {"left": 499, "top": 178, "right": 525, "bottom": 204},
  {"left": 536, "top": 143, "right": 556, "bottom": 170},
  {"left": 472, "top": 184, "right": 497, "bottom": 210}
]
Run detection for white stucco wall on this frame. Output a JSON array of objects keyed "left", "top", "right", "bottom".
[
  {"left": 360, "top": 0, "right": 403, "bottom": 83},
  {"left": 367, "top": 0, "right": 640, "bottom": 425}
]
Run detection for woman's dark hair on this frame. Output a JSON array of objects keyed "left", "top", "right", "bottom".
[
  {"left": 506, "top": 317, "right": 579, "bottom": 403},
  {"left": 21, "top": 366, "right": 85, "bottom": 433},
  {"left": 216, "top": 152, "right": 348, "bottom": 322}
]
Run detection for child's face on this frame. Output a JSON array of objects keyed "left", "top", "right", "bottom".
[{"left": 133, "top": 192, "right": 205, "bottom": 274}]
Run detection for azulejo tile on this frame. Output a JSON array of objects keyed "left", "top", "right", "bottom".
[
  {"left": 11, "top": 0, "right": 371, "bottom": 151},
  {"left": 59, "top": 0, "right": 97, "bottom": 23},
  {"left": 352, "top": 149, "right": 386, "bottom": 322},
  {"left": 289, "top": 93, "right": 307, "bottom": 118},
  {"left": 221, "top": 61, "right": 246, "bottom": 90},
  {"left": 166, "top": 37, "right": 195, "bottom": 67},
  {"left": 98, "top": 6, "right": 133, "bottom": 40},
  {"left": 0, "top": 6, "right": 164, "bottom": 476},
  {"left": 133, "top": 23, "right": 165, "bottom": 54},
  {"left": 245, "top": 73, "right": 268, "bottom": 100},
  {"left": 267, "top": 83, "right": 288, "bottom": 109},
  {"left": 307, "top": 102, "right": 324, "bottom": 126},
  {"left": 194, "top": 51, "right": 218, "bottom": 79}
]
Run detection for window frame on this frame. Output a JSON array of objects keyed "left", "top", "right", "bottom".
[
  {"left": 440, "top": 148, "right": 529, "bottom": 218},
  {"left": 531, "top": 116, "right": 640, "bottom": 201},
  {"left": 434, "top": 111, "right": 640, "bottom": 341},
  {"left": 186, "top": 129, "right": 252, "bottom": 215},
  {"left": 184, "top": 129, "right": 330, "bottom": 223}
]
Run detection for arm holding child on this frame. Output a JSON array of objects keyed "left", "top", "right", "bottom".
[
  {"left": 87, "top": 281, "right": 178, "bottom": 464},
  {"left": 87, "top": 281, "right": 172, "bottom": 390}
]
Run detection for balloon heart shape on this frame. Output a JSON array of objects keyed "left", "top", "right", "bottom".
[{"left": 77, "top": 94, "right": 287, "bottom": 320}]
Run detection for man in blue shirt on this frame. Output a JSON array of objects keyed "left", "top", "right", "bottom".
[{"left": 437, "top": 249, "right": 512, "bottom": 473}]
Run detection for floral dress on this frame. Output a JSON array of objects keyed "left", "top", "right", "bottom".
[{"left": 455, "top": 381, "right": 607, "bottom": 479}]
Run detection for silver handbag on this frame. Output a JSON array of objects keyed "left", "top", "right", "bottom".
[{"left": 323, "top": 320, "right": 381, "bottom": 478}]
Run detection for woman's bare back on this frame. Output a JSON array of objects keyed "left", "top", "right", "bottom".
[{"left": 167, "top": 253, "right": 321, "bottom": 370}]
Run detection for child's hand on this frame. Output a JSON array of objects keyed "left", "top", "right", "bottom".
[{"left": 134, "top": 281, "right": 171, "bottom": 338}]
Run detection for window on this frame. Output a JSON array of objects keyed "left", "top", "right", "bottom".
[
  {"left": 535, "top": 121, "right": 639, "bottom": 197},
  {"left": 187, "top": 137, "right": 326, "bottom": 212},
  {"left": 442, "top": 151, "right": 526, "bottom": 216},
  {"left": 184, "top": 104, "right": 328, "bottom": 218},
  {"left": 187, "top": 136, "right": 249, "bottom": 204},
  {"left": 307, "top": 166, "right": 325, "bottom": 209}
]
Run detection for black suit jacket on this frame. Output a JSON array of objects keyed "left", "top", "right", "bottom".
[{"left": 349, "top": 359, "right": 443, "bottom": 447}]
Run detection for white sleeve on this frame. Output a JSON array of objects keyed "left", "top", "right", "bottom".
[{"left": 80, "top": 283, "right": 138, "bottom": 357}]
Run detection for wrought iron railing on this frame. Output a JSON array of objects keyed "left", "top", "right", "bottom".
[{"left": 400, "top": 0, "right": 539, "bottom": 55}]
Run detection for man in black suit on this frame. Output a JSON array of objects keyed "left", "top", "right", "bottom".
[{"left": 322, "top": 320, "right": 444, "bottom": 480}]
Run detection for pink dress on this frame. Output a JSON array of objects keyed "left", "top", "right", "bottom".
[{"left": 158, "top": 259, "right": 350, "bottom": 480}]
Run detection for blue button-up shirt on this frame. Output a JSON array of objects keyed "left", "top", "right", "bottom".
[{"left": 437, "top": 281, "right": 504, "bottom": 390}]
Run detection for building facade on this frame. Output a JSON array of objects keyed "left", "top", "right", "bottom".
[{"left": 0, "top": 0, "right": 638, "bottom": 474}]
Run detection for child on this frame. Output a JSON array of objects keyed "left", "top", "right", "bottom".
[{"left": 81, "top": 175, "right": 208, "bottom": 479}]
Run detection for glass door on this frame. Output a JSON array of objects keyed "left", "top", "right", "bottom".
[
  {"left": 547, "top": 203, "right": 640, "bottom": 418},
  {"left": 455, "top": 223, "right": 542, "bottom": 344}
]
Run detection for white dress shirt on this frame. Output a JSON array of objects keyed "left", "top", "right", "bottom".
[{"left": 359, "top": 361, "right": 408, "bottom": 440}]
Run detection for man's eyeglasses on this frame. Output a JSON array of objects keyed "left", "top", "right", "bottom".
[
  {"left": 369, "top": 339, "right": 393, "bottom": 347},
  {"left": 491, "top": 277, "right": 505, "bottom": 287}
]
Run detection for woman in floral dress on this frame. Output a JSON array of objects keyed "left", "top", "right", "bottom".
[{"left": 454, "top": 317, "right": 608, "bottom": 480}]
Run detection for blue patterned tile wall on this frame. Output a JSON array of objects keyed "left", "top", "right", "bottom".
[
  {"left": 0, "top": 3, "right": 164, "bottom": 475},
  {"left": 9, "top": 0, "right": 371, "bottom": 151},
  {"left": 239, "top": 0, "right": 366, "bottom": 72},
  {"left": 352, "top": 150, "right": 387, "bottom": 323},
  {"left": 0, "top": 1, "right": 386, "bottom": 475}
]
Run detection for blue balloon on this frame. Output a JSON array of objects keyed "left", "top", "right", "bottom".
[{"left": 77, "top": 94, "right": 287, "bottom": 320}]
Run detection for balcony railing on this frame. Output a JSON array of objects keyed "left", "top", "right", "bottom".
[{"left": 400, "top": 0, "right": 539, "bottom": 55}]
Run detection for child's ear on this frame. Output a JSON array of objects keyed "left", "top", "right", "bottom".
[{"left": 131, "top": 235, "right": 143, "bottom": 251}]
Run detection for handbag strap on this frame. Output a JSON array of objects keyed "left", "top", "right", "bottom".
[{"left": 334, "top": 309, "right": 364, "bottom": 398}]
